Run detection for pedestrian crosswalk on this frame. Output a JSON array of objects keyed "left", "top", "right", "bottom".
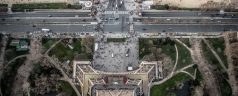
[{"left": 103, "top": 11, "right": 129, "bottom": 14}]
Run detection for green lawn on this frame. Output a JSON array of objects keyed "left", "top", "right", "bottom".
[
  {"left": 206, "top": 38, "right": 228, "bottom": 68},
  {"left": 150, "top": 4, "right": 199, "bottom": 10},
  {"left": 191, "top": 68, "right": 204, "bottom": 87},
  {"left": 201, "top": 40, "right": 232, "bottom": 96},
  {"left": 4, "top": 38, "right": 29, "bottom": 62},
  {"left": 179, "top": 38, "right": 191, "bottom": 47},
  {"left": 150, "top": 4, "right": 170, "bottom": 10},
  {"left": 42, "top": 38, "right": 57, "bottom": 51},
  {"left": 219, "top": 79, "right": 232, "bottom": 96},
  {"left": 72, "top": 39, "right": 82, "bottom": 53},
  {"left": 28, "top": 63, "right": 75, "bottom": 95},
  {"left": 175, "top": 42, "right": 192, "bottom": 70},
  {"left": 0, "top": 3, "right": 8, "bottom": 12},
  {"left": 151, "top": 69, "right": 204, "bottom": 96},
  {"left": 49, "top": 42, "right": 74, "bottom": 62},
  {"left": 28, "top": 63, "right": 63, "bottom": 87},
  {"left": 0, "top": 4, "right": 8, "bottom": 12},
  {"left": 1, "top": 57, "right": 26, "bottom": 96},
  {"left": 59, "top": 81, "right": 77, "bottom": 96},
  {"left": 150, "top": 73, "right": 191, "bottom": 96},
  {"left": 202, "top": 40, "right": 224, "bottom": 72},
  {"left": 160, "top": 41, "right": 176, "bottom": 62},
  {"left": 139, "top": 39, "right": 152, "bottom": 59},
  {"left": 0, "top": 4, "right": 8, "bottom": 7},
  {"left": 184, "top": 66, "right": 196, "bottom": 75},
  {"left": 139, "top": 38, "right": 176, "bottom": 61},
  {"left": 48, "top": 38, "right": 93, "bottom": 62}
]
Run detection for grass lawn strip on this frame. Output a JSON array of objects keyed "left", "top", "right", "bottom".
[
  {"left": 59, "top": 80, "right": 77, "bottom": 96},
  {"left": 175, "top": 42, "right": 192, "bottom": 70},
  {"left": 1, "top": 58, "right": 26, "bottom": 96},
  {"left": 48, "top": 38, "right": 93, "bottom": 62},
  {"left": 150, "top": 73, "right": 191, "bottom": 96},
  {"left": 206, "top": 38, "right": 228, "bottom": 68},
  {"left": 42, "top": 38, "right": 57, "bottom": 51},
  {"left": 201, "top": 40, "right": 232, "bottom": 96}
]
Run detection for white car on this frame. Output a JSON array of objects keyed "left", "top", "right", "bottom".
[
  {"left": 112, "top": 53, "right": 114, "bottom": 58},
  {"left": 120, "top": 0, "right": 123, "bottom": 5}
]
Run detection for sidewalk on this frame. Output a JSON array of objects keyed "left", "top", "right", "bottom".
[{"left": 33, "top": 9, "right": 91, "bottom": 12}]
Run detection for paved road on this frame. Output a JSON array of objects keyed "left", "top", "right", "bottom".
[
  {"left": 1, "top": 10, "right": 238, "bottom": 33},
  {"left": 142, "top": 11, "right": 238, "bottom": 18},
  {"left": 103, "top": 23, "right": 129, "bottom": 32},
  {"left": 0, "top": 12, "right": 91, "bottom": 18},
  {"left": 0, "top": 24, "right": 96, "bottom": 32},
  {"left": 134, "top": 24, "right": 238, "bottom": 32},
  {"left": 134, "top": 17, "right": 238, "bottom": 24},
  {"left": 106, "top": 0, "right": 126, "bottom": 11},
  {"left": 0, "top": 17, "right": 97, "bottom": 25}
]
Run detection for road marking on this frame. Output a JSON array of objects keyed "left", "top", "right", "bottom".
[{"left": 103, "top": 11, "right": 128, "bottom": 14}]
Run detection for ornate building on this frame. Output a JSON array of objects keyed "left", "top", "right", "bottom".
[{"left": 73, "top": 61, "right": 162, "bottom": 96}]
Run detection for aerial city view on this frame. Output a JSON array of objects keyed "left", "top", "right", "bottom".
[{"left": 0, "top": 0, "right": 238, "bottom": 96}]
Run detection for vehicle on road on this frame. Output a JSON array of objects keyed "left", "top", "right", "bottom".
[
  {"left": 42, "top": 28, "right": 50, "bottom": 32},
  {"left": 126, "top": 49, "right": 130, "bottom": 57},
  {"left": 112, "top": 53, "right": 114, "bottom": 58},
  {"left": 120, "top": 0, "right": 123, "bottom": 5}
]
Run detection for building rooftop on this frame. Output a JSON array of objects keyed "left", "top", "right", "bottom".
[
  {"left": 96, "top": 90, "right": 135, "bottom": 96},
  {"left": 126, "top": 79, "right": 142, "bottom": 85},
  {"left": 89, "top": 78, "right": 105, "bottom": 85},
  {"left": 136, "top": 64, "right": 154, "bottom": 73}
]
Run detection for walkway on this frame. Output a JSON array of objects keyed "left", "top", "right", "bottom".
[
  {"left": 171, "top": 44, "right": 178, "bottom": 74},
  {"left": 44, "top": 39, "right": 63, "bottom": 55},
  {"left": 0, "top": 35, "right": 7, "bottom": 96},
  {"left": 152, "top": 42, "right": 195, "bottom": 86},
  {"left": 176, "top": 38, "right": 221, "bottom": 96},
  {"left": 5, "top": 55, "right": 28, "bottom": 65},
  {"left": 44, "top": 39, "right": 81, "bottom": 96},
  {"left": 202, "top": 38, "right": 227, "bottom": 72},
  {"left": 191, "top": 39, "right": 221, "bottom": 96},
  {"left": 224, "top": 33, "right": 238, "bottom": 96},
  {"left": 11, "top": 37, "right": 42, "bottom": 96},
  {"left": 152, "top": 64, "right": 195, "bottom": 86},
  {"left": 45, "top": 55, "right": 81, "bottom": 96}
]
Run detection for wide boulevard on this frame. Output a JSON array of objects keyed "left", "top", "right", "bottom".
[{"left": 0, "top": 9, "right": 238, "bottom": 33}]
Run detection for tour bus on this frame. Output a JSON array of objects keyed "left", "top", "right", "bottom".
[{"left": 42, "top": 28, "right": 50, "bottom": 32}]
